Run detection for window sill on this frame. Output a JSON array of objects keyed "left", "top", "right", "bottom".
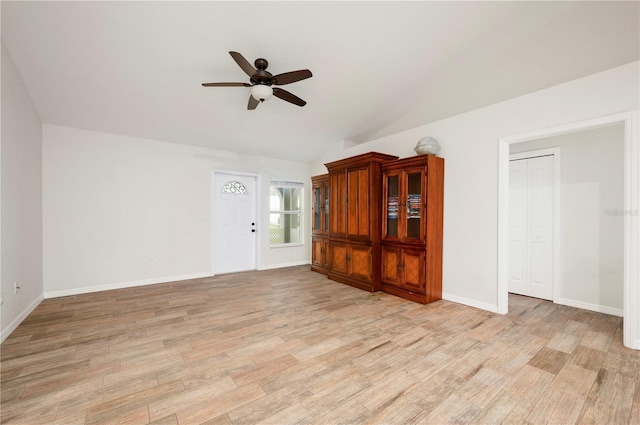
[{"left": 270, "top": 243, "right": 305, "bottom": 249}]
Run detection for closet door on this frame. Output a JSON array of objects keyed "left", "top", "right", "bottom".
[{"left": 509, "top": 155, "right": 554, "bottom": 300}]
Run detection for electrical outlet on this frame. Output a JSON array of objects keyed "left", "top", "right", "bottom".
[
  {"left": 149, "top": 257, "right": 156, "bottom": 265},
  {"left": 14, "top": 282, "right": 20, "bottom": 294}
]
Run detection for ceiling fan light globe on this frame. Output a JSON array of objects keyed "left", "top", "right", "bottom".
[{"left": 251, "top": 85, "right": 273, "bottom": 102}]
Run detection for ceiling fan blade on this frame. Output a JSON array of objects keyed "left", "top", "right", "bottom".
[
  {"left": 248, "top": 95, "right": 259, "bottom": 110},
  {"left": 272, "top": 69, "right": 312, "bottom": 86},
  {"left": 229, "top": 51, "right": 256, "bottom": 77},
  {"left": 202, "top": 82, "right": 251, "bottom": 87},
  {"left": 273, "top": 87, "right": 306, "bottom": 107}
]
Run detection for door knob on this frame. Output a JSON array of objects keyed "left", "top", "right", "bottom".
[{"left": 251, "top": 229, "right": 256, "bottom": 232}]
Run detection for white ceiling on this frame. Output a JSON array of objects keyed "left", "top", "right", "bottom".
[{"left": 2, "top": 1, "right": 638, "bottom": 162}]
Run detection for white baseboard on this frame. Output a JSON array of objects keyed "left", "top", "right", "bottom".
[
  {"left": 43, "top": 272, "right": 214, "bottom": 299},
  {"left": 258, "top": 260, "right": 310, "bottom": 271},
  {"left": 441, "top": 293, "right": 623, "bottom": 319},
  {"left": 554, "top": 297, "right": 623, "bottom": 317},
  {"left": 44, "top": 264, "right": 311, "bottom": 299},
  {"left": 1, "top": 294, "right": 44, "bottom": 343},
  {"left": 442, "top": 292, "right": 499, "bottom": 314}
]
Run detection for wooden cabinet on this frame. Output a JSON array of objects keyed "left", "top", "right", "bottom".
[
  {"left": 381, "top": 155, "right": 444, "bottom": 304},
  {"left": 310, "top": 151, "right": 443, "bottom": 304},
  {"left": 325, "top": 152, "right": 398, "bottom": 291},
  {"left": 311, "top": 174, "right": 330, "bottom": 274}
]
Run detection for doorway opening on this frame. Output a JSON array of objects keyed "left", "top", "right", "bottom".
[{"left": 498, "top": 112, "right": 639, "bottom": 349}]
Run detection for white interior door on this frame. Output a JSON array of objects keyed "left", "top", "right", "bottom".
[
  {"left": 214, "top": 173, "right": 257, "bottom": 274},
  {"left": 509, "top": 155, "right": 554, "bottom": 300}
]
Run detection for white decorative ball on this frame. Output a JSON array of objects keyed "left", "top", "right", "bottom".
[{"left": 414, "top": 137, "right": 441, "bottom": 155}]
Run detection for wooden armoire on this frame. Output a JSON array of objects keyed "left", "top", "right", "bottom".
[
  {"left": 311, "top": 151, "right": 444, "bottom": 304},
  {"left": 324, "top": 152, "right": 398, "bottom": 292},
  {"left": 380, "top": 154, "right": 444, "bottom": 303}
]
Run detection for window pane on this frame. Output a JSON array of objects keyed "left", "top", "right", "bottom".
[
  {"left": 275, "top": 187, "right": 302, "bottom": 212},
  {"left": 285, "top": 188, "right": 291, "bottom": 211},
  {"left": 270, "top": 187, "right": 282, "bottom": 210},
  {"left": 270, "top": 213, "right": 285, "bottom": 245},
  {"left": 269, "top": 212, "right": 301, "bottom": 245}
]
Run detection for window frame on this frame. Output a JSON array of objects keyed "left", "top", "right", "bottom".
[{"left": 269, "top": 181, "right": 304, "bottom": 247}]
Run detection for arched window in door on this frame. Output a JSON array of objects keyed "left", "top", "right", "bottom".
[{"left": 222, "top": 181, "right": 248, "bottom": 195}]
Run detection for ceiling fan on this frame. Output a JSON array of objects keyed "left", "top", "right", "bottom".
[{"left": 202, "top": 51, "right": 312, "bottom": 110}]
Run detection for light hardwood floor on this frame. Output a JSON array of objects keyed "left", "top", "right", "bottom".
[{"left": 1, "top": 266, "right": 639, "bottom": 424}]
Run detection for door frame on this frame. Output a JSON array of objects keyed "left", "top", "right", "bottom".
[
  {"left": 211, "top": 170, "right": 261, "bottom": 275},
  {"left": 509, "top": 148, "right": 561, "bottom": 303},
  {"left": 498, "top": 111, "right": 639, "bottom": 349}
]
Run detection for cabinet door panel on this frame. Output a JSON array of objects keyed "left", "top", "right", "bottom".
[
  {"left": 311, "top": 238, "right": 323, "bottom": 267},
  {"left": 403, "top": 249, "right": 425, "bottom": 292},
  {"left": 357, "top": 168, "right": 370, "bottom": 237},
  {"left": 330, "top": 242, "right": 348, "bottom": 275},
  {"left": 381, "top": 246, "right": 401, "bottom": 285},
  {"left": 347, "top": 168, "right": 370, "bottom": 239},
  {"left": 349, "top": 244, "right": 372, "bottom": 281},
  {"left": 346, "top": 169, "right": 359, "bottom": 238},
  {"left": 322, "top": 239, "right": 330, "bottom": 268},
  {"left": 347, "top": 169, "right": 358, "bottom": 237},
  {"left": 330, "top": 172, "right": 346, "bottom": 236}
]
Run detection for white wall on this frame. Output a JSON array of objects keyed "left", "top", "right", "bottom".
[
  {"left": 311, "top": 61, "right": 639, "bottom": 313},
  {"left": 511, "top": 124, "right": 624, "bottom": 314},
  {"left": 1, "top": 43, "right": 44, "bottom": 341},
  {"left": 43, "top": 124, "right": 311, "bottom": 297}
]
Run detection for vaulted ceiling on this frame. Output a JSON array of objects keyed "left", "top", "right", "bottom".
[{"left": 2, "top": 1, "right": 638, "bottom": 162}]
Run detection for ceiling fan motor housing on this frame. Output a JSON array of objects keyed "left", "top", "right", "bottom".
[{"left": 250, "top": 58, "right": 274, "bottom": 87}]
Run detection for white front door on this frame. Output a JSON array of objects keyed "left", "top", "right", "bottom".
[
  {"left": 214, "top": 173, "right": 257, "bottom": 274},
  {"left": 509, "top": 155, "right": 554, "bottom": 300}
]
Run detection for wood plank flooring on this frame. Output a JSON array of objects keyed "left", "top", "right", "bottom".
[{"left": 1, "top": 265, "right": 638, "bottom": 424}]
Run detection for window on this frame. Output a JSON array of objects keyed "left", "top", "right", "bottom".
[
  {"left": 222, "top": 181, "right": 247, "bottom": 195},
  {"left": 269, "top": 181, "right": 303, "bottom": 246}
]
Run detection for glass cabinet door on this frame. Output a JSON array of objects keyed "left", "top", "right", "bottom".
[
  {"left": 323, "top": 183, "right": 330, "bottom": 233},
  {"left": 386, "top": 174, "right": 399, "bottom": 238},
  {"left": 313, "top": 185, "right": 321, "bottom": 232},
  {"left": 406, "top": 172, "right": 422, "bottom": 239}
]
